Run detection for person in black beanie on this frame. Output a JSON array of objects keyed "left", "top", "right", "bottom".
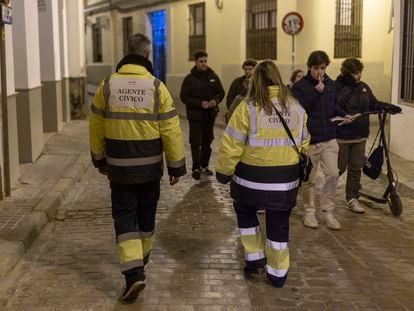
[{"left": 335, "top": 58, "right": 401, "bottom": 213}]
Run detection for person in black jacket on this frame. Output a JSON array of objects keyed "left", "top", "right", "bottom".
[
  {"left": 292, "top": 50, "right": 352, "bottom": 231},
  {"left": 226, "top": 58, "right": 257, "bottom": 109},
  {"left": 224, "top": 59, "right": 257, "bottom": 124},
  {"left": 336, "top": 58, "right": 401, "bottom": 214},
  {"left": 180, "top": 51, "right": 225, "bottom": 180}
]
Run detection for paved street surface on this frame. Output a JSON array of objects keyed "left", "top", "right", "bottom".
[{"left": 1, "top": 122, "right": 414, "bottom": 311}]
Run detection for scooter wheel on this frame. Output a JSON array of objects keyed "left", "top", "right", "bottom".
[{"left": 389, "top": 192, "right": 403, "bottom": 217}]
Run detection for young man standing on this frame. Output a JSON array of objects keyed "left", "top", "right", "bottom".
[
  {"left": 226, "top": 58, "right": 257, "bottom": 109},
  {"left": 224, "top": 59, "right": 257, "bottom": 123},
  {"left": 292, "top": 50, "right": 351, "bottom": 231},
  {"left": 89, "top": 33, "right": 186, "bottom": 301},
  {"left": 180, "top": 51, "right": 225, "bottom": 180}
]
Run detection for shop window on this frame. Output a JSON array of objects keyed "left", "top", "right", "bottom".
[{"left": 401, "top": 0, "right": 414, "bottom": 103}]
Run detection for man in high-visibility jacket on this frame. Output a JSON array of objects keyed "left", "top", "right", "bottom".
[{"left": 89, "top": 33, "right": 186, "bottom": 301}]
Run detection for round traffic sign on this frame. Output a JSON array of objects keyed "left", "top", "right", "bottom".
[{"left": 282, "top": 12, "right": 304, "bottom": 35}]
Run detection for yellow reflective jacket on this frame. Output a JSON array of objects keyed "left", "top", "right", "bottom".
[
  {"left": 216, "top": 86, "right": 310, "bottom": 210},
  {"left": 89, "top": 55, "right": 186, "bottom": 183}
]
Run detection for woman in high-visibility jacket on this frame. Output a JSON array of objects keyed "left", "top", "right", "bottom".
[{"left": 216, "top": 60, "right": 310, "bottom": 288}]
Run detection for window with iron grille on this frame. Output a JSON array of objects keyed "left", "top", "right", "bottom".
[
  {"left": 188, "top": 3, "right": 205, "bottom": 60},
  {"left": 92, "top": 23, "right": 103, "bottom": 63},
  {"left": 123, "top": 17, "right": 133, "bottom": 55},
  {"left": 401, "top": 0, "right": 414, "bottom": 103},
  {"left": 246, "top": 0, "right": 277, "bottom": 60},
  {"left": 334, "top": 0, "right": 363, "bottom": 58}
]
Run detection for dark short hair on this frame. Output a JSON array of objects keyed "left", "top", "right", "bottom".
[
  {"left": 307, "top": 50, "right": 330, "bottom": 67},
  {"left": 341, "top": 58, "right": 364, "bottom": 75},
  {"left": 242, "top": 58, "right": 257, "bottom": 68},
  {"left": 194, "top": 50, "right": 208, "bottom": 60},
  {"left": 290, "top": 69, "right": 304, "bottom": 83}
]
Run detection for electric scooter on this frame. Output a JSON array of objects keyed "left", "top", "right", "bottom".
[{"left": 358, "top": 111, "right": 403, "bottom": 216}]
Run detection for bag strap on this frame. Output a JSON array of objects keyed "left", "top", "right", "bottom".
[
  {"left": 272, "top": 104, "right": 301, "bottom": 157},
  {"left": 367, "top": 127, "right": 382, "bottom": 156}
]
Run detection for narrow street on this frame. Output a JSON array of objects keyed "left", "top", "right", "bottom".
[{"left": 1, "top": 124, "right": 414, "bottom": 311}]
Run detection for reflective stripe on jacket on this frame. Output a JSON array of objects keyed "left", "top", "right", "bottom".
[
  {"left": 216, "top": 87, "right": 310, "bottom": 210},
  {"left": 89, "top": 63, "right": 186, "bottom": 183}
]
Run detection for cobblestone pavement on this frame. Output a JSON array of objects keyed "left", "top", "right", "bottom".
[
  {"left": 0, "top": 121, "right": 89, "bottom": 236},
  {"left": 1, "top": 123, "right": 414, "bottom": 311}
]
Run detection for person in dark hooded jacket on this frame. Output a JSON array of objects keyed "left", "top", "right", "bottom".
[
  {"left": 335, "top": 58, "right": 401, "bottom": 214},
  {"left": 180, "top": 50, "right": 225, "bottom": 180}
]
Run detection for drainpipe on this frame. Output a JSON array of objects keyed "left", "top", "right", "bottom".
[{"left": 0, "top": 23, "right": 10, "bottom": 197}]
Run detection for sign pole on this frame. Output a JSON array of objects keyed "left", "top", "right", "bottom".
[
  {"left": 292, "top": 35, "right": 296, "bottom": 72},
  {"left": 282, "top": 11, "right": 304, "bottom": 74}
]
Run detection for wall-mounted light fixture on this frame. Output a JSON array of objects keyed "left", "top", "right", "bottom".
[{"left": 215, "top": 0, "right": 223, "bottom": 10}]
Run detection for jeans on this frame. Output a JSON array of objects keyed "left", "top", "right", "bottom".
[
  {"left": 338, "top": 140, "right": 366, "bottom": 201},
  {"left": 188, "top": 112, "right": 215, "bottom": 171}
]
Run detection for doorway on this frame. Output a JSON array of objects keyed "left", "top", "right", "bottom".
[{"left": 149, "top": 10, "right": 167, "bottom": 83}]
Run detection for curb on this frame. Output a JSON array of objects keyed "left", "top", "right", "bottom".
[{"left": 0, "top": 155, "right": 91, "bottom": 279}]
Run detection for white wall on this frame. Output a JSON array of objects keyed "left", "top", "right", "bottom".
[
  {"left": 67, "top": 0, "right": 86, "bottom": 77},
  {"left": 13, "top": 0, "right": 42, "bottom": 89},
  {"left": 59, "top": 0, "right": 70, "bottom": 78},
  {"left": 5, "top": 26, "right": 15, "bottom": 95},
  {"left": 38, "top": 0, "right": 61, "bottom": 81},
  {"left": 390, "top": 0, "right": 414, "bottom": 161}
]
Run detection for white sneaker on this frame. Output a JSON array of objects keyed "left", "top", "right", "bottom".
[
  {"left": 324, "top": 212, "right": 341, "bottom": 230},
  {"left": 346, "top": 198, "right": 365, "bottom": 214},
  {"left": 303, "top": 211, "right": 318, "bottom": 228}
]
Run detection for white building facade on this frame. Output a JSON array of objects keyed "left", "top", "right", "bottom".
[
  {"left": 84, "top": 0, "right": 412, "bottom": 162},
  {"left": 390, "top": 0, "right": 414, "bottom": 161},
  {"left": 0, "top": 0, "right": 86, "bottom": 195}
]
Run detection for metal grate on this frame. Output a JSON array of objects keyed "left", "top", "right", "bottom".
[
  {"left": 188, "top": 2, "right": 206, "bottom": 60},
  {"left": 401, "top": 0, "right": 414, "bottom": 103},
  {"left": 246, "top": 0, "right": 277, "bottom": 60},
  {"left": 122, "top": 17, "right": 133, "bottom": 55},
  {"left": 334, "top": 0, "right": 363, "bottom": 58}
]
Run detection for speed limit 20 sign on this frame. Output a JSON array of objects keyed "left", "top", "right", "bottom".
[{"left": 282, "top": 12, "right": 303, "bottom": 36}]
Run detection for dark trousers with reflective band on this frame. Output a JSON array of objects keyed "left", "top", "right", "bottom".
[
  {"left": 110, "top": 180, "right": 160, "bottom": 276},
  {"left": 188, "top": 113, "right": 215, "bottom": 171},
  {"left": 338, "top": 141, "right": 366, "bottom": 201},
  {"left": 234, "top": 202, "right": 291, "bottom": 285}
]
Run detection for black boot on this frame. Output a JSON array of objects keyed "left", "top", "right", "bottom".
[{"left": 122, "top": 269, "right": 146, "bottom": 301}]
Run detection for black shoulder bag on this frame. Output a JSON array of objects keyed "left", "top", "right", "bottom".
[
  {"left": 273, "top": 106, "right": 313, "bottom": 184},
  {"left": 363, "top": 128, "right": 384, "bottom": 180}
]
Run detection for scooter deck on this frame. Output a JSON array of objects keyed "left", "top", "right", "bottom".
[{"left": 358, "top": 191, "right": 388, "bottom": 204}]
